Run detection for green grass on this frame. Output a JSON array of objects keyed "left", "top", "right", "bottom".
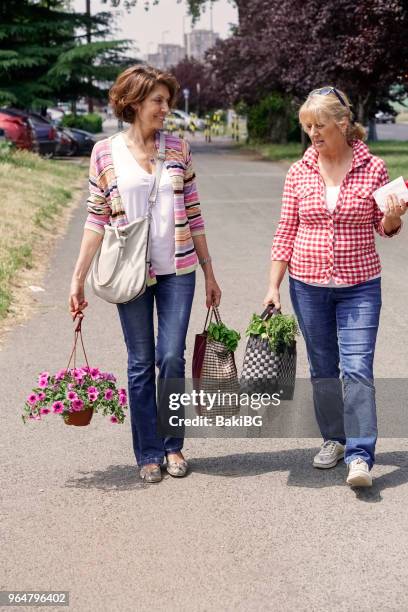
[
  {"left": 0, "top": 148, "right": 86, "bottom": 319},
  {"left": 244, "top": 139, "right": 408, "bottom": 180}
]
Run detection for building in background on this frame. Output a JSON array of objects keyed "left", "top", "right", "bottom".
[
  {"left": 147, "top": 43, "right": 185, "bottom": 69},
  {"left": 146, "top": 29, "right": 220, "bottom": 69},
  {"left": 185, "top": 29, "right": 219, "bottom": 61}
]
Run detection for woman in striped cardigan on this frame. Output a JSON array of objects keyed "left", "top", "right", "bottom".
[{"left": 69, "top": 65, "right": 221, "bottom": 483}]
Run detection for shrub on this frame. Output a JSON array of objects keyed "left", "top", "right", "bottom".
[
  {"left": 247, "top": 93, "right": 300, "bottom": 144},
  {"left": 61, "top": 112, "right": 102, "bottom": 133}
]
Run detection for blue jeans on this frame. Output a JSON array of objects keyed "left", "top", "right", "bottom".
[
  {"left": 117, "top": 272, "right": 195, "bottom": 467},
  {"left": 289, "top": 277, "right": 382, "bottom": 469}
]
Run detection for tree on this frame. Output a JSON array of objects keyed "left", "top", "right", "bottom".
[
  {"left": 0, "top": 0, "right": 132, "bottom": 110},
  {"left": 100, "top": 0, "right": 244, "bottom": 24},
  {"left": 169, "top": 57, "right": 221, "bottom": 113},
  {"left": 209, "top": 0, "right": 408, "bottom": 135}
]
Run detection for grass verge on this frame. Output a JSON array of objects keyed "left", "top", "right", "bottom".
[
  {"left": 242, "top": 140, "right": 408, "bottom": 180},
  {"left": 0, "top": 147, "right": 87, "bottom": 320}
]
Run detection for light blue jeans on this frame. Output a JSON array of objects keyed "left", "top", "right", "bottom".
[
  {"left": 117, "top": 272, "right": 195, "bottom": 467},
  {"left": 289, "top": 276, "right": 382, "bottom": 469}
]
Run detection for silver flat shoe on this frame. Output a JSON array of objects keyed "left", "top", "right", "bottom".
[
  {"left": 166, "top": 457, "right": 188, "bottom": 478},
  {"left": 139, "top": 464, "right": 162, "bottom": 483}
]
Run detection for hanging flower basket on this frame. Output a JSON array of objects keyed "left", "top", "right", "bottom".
[
  {"left": 63, "top": 406, "right": 94, "bottom": 427},
  {"left": 22, "top": 313, "right": 128, "bottom": 427}
]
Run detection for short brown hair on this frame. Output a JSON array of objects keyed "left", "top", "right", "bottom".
[{"left": 109, "top": 64, "right": 179, "bottom": 124}]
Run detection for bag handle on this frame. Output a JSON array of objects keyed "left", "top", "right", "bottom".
[
  {"left": 66, "top": 312, "right": 91, "bottom": 372},
  {"left": 203, "top": 305, "right": 222, "bottom": 332},
  {"left": 260, "top": 303, "right": 281, "bottom": 320}
]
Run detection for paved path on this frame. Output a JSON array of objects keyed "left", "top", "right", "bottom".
[{"left": 1, "top": 137, "right": 408, "bottom": 612}]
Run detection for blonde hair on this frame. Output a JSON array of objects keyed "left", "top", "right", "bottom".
[
  {"left": 109, "top": 64, "right": 179, "bottom": 124},
  {"left": 299, "top": 86, "right": 366, "bottom": 142}
]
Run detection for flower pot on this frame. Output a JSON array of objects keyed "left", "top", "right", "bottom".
[{"left": 63, "top": 406, "right": 93, "bottom": 426}]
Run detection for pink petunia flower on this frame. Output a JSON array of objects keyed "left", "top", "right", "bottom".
[
  {"left": 40, "top": 408, "right": 50, "bottom": 415},
  {"left": 88, "top": 393, "right": 98, "bottom": 403},
  {"left": 90, "top": 368, "right": 100, "bottom": 380},
  {"left": 52, "top": 401, "right": 64, "bottom": 413},
  {"left": 38, "top": 378, "right": 49, "bottom": 389},
  {"left": 110, "top": 415, "right": 119, "bottom": 423},
  {"left": 37, "top": 392, "right": 46, "bottom": 401},
  {"left": 27, "top": 393, "right": 38, "bottom": 405},
  {"left": 104, "top": 389, "right": 114, "bottom": 401},
  {"left": 71, "top": 398, "right": 84, "bottom": 412},
  {"left": 87, "top": 386, "right": 98, "bottom": 395},
  {"left": 66, "top": 391, "right": 78, "bottom": 401},
  {"left": 29, "top": 414, "right": 41, "bottom": 420},
  {"left": 39, "top": 371, "right": 50, "bottom": 379},
  {"left": 118, "top": 394, "right": 127, "bottom": 407},
  {"left": 118, "top": 388, "right": 127, "bottom": 397},
  {"left": 55, "top": 368, "right": 67, "bottom": 380}
]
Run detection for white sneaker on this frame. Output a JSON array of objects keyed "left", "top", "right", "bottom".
[
  {"left": 346, "top": 458, "right": 372, "bottom": 487},
  {"left": 313, "top": 440, "right": 345, "bottom": 469}
]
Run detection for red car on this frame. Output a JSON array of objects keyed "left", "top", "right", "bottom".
[
  {"left": 0, "top": 109, "right": 33, "bottom": 150},
  {"left": 0, "top": 108, "right": 57, "bottom": 156}
]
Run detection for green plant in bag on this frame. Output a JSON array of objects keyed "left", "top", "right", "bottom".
[
  {"left": 246, "top": 313, "right": 298, "bottom": 353},
  {"left": 207, "top": 322, "right": 241, "bottom": 353}
]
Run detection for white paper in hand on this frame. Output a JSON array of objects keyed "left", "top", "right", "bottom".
[{"left": 372, "top": 176, "right": 408, "bottom": 212}]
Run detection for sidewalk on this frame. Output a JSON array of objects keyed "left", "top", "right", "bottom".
[{"left": 1, "top": 137, "right": 408, "bottom": 611}]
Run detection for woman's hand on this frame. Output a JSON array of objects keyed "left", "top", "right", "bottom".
[
  {"left": 69, "top": 279, "right": 88, "bottom": 319},
  {"left": 384, "top": 194, "right": 407, "bottom": 219},
  {"left": 205, "top": 277, "right": 221, "bottom": 308},
  {"left": 263, "top": 285, "right": 281, "bottom": 310}
]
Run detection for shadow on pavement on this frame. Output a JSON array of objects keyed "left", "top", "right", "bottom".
[
  {"left": 190, "top": 449, "right": 408, "bottom": 503},
  {"left": 65, "top": 464, "right": 146, "bottom": 492},
  {"left": 63, "top": 450, "right": 408, "bottom": 503}
]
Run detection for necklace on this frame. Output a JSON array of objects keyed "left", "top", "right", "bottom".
[{"left": 124, "top": 132, "right": 156, "bottom": 164}]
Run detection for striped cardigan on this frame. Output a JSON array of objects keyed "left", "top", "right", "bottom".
[{"left": 85, "top": 131, "right": 206, "bottom": 283}]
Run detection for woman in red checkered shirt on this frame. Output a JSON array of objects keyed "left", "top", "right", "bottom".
[{"left": 264, "top": 87, "right": 407, "bottom": 487}]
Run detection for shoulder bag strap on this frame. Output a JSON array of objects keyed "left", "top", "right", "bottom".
[{"left": 147, "top": 131, "right": 166, "bottom": 216}]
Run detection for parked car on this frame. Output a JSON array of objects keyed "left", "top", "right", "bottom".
[
  {"left": 65, "top": 127, "right": 96, "bottom": 155},
  {"left": 0, "top": 109, "right": 57, "bottom": 156},
  {"left": 0, "top": 109, "right": 33, "bottom": 150},
  {"left": 375, "top": 111, "right": 396, "bottom": 124},
  {"left": 55, "top": 126, "right": 77, "bottom": 157},
  {"left": 28, "top": 112, "right": 57, "bottom": 157}
]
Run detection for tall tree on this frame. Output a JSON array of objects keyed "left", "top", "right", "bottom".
[
  {"left": 209, "top": 0, "right": 408, "bottom": 125},
  {"left": 0, "top": 0, "right": 132, "bottom": 110}
]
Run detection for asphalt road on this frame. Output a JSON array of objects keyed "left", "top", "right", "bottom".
[
  {"left": 376, "top": 122, "right": 408, "bottom": 141},
  {"left": 1, "top": 136, "right": 408, "bottom": 612}
]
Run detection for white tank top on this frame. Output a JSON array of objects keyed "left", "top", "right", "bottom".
[{"left": 111, "top": 133, "right": 175, "bottom": 275}]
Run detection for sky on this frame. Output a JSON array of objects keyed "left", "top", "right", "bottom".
[{"left": 72, "top": 0, "right": 238, "bottom": 58}]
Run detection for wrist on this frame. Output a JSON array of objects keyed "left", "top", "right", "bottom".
[
  {"left": 72, "top": 274, "right": 85, "bottom": 285},
  {"left": 199, "top": 255, "right": 212, "bottom": 266}
]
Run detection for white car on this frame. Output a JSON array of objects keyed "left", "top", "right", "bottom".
[{"left": 172, "top": 110, "right": 205, "bottom": 130}]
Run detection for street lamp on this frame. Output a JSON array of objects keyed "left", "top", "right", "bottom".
[
  {"left": 183, "top": 88, "right": 190, "bottom": 115},
  {"left": 196, "top": 82, "right": 201, "bottom": 117}
]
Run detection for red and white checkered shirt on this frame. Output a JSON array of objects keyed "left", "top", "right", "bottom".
[{"left": 271, "top": 139, "right": 402, "bottom": 285}]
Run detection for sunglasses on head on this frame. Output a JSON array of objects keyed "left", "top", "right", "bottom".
[{"left": 310, "top": 87, "right": 347, "bottom": 107}]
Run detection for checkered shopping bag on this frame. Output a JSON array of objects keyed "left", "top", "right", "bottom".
[
  {"left": 192, "top": 306, "right": 240, "bottom": 418},
  {"left": 240, "top": 305, "right": 297, "bottom": 400}
]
